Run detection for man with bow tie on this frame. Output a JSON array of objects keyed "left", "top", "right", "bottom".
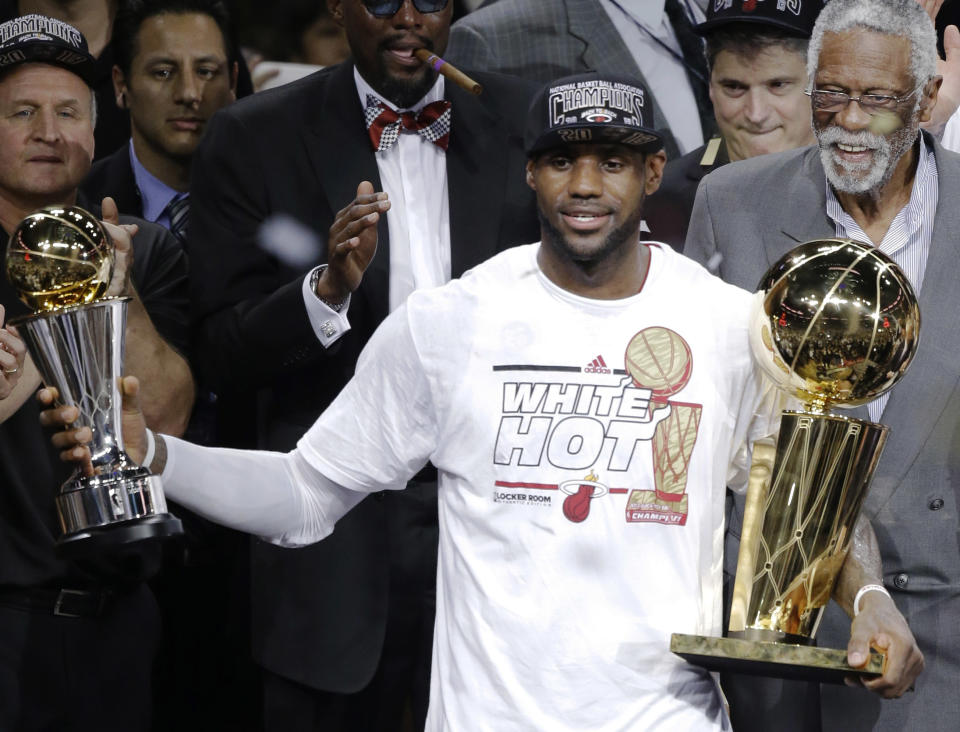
[{"left": 185, "top": 1, "right": 539, "bottom": 729}]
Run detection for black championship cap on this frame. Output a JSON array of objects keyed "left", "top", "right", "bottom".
[
  {"left": 0, "top": 14, "right": 96, "bottom": 84},
  {"left": 524, "top": 73, "right": 664, "bottom": 156},
  {"left": 695, "top": 0, "right": 825, "bottom": 37}
]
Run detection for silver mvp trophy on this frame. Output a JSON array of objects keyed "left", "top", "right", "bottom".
[{"left": 5, "top": 205, "right": 182, "bottom": 556}]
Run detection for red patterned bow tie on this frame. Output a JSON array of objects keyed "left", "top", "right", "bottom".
[{"left": 365, "top": 96, "right": 452, "bottom": 152}]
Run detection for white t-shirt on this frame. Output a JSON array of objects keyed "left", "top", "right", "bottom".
[{"left": 296, "top": 242, "right": 775, "bottom": 731}]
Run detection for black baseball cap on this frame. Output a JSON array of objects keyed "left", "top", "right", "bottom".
[
  {"left": 0, "top": 14, "right": 96, "bottom": 85},
  {"left": 695, "top": 0, "right": 825, "bottom": 37},
  {"left": 524, "top": 73, "right": 664, "bottom": 157}
]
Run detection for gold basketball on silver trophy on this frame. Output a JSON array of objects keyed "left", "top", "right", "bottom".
[
  {"left": 5, "top": 206, "right": 114, "bottom": 311},
  {"left": 5, "top": 206, "right": 182, "bottom": 555},
  {"left": 672, "top": 239, "right": 920, "bottom": 682}
]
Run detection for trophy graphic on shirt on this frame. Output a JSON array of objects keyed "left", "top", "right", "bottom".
[
  {"left": 5, "top": 206, "right": 182, "bottom": 556},
  {"left": 671, "top": 238, "right": 920, "bottom": 682}
]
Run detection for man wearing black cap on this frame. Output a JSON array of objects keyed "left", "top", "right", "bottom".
[
  {"left": 49, "top": 70, "right": 922, "bottom": 730},
  {"left": 0, "top": 14, "right": 193, "bottom": 732},
  {"left": 644, "top": 0, "right": 824, "bottom": 251}
]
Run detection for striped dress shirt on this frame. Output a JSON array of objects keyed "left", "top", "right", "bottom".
[{"left": 825, "top": 134, "right": 936, "bottom": 422}]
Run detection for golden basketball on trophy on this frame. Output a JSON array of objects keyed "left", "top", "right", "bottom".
[
  {"left": 5, "top": 205, "right": 182, "bottom": 556},
  {"left": 672, "top": 238, "right": 920, "bottom": 682},
  {"left": 5, "top": 206, "right": 114, "bottom": 311}
]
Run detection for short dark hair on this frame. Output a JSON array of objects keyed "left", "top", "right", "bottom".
[
  {"left": 113, "top": 0, "right": 236, "bottom": 76},
  {"left": 705, "top": 22, "right": 808, "bottom": 72}
]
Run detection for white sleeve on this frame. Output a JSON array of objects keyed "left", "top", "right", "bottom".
[
  {"left": 296, "top": 302, "right": 440, "bottom": 491},
  {"left": 160, "top": 435, "right": 369, "bottom": 547}
]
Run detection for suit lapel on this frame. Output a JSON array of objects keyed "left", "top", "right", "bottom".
[
  {"left": 864, "top": 137, "right": 960, "bottom": 512},
  {"left": 564, "top": 0, "right": 640, "bottom": 78},
  {"left": 446, "top": 82, "right": 508, "bottom": 277},
  {"left": 303, "top": 64, "right": 390, "bottom": 303}
]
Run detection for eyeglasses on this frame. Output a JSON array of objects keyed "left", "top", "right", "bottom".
[
  {"left": 804, "top": 86, "right": 923, "bottom": 114},
  {"left": 362, "top": 0, "right": 449, "bottom": 17}
]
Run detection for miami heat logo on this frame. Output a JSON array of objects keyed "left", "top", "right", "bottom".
[
  {"left": 582, "top": 108, "right": 614, "bottom": 123},
  {"left": 560, "top": 470, "right": 608, "bottom": 523}
]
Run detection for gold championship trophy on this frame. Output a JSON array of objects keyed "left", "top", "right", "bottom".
[
  {"left": 671, "top": 239, "right": 920, "bottom": 682},
  {"left": 5, "top": 206, "right": 182, "bottom": 556}
]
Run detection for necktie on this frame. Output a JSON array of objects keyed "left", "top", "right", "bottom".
[
  {"left": 663, "top": 0, "right": 715, "bottom": 138},
  {"left": 165, "top": 194, "right": 189, "bottom": 242},
  {"left": 365, "top": 96, "right": 452, "bottom": 152}
]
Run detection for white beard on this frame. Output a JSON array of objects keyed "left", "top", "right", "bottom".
[{"left": 816, "top": 121, "right": 917, "bottom": 195}]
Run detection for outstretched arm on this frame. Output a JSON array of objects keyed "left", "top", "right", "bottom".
[
  {"left": 832, "top": 515, "right": 924, "bottom": 698},
  {"left": 41, "top": 376, "right": 366, "bottom": 546}
]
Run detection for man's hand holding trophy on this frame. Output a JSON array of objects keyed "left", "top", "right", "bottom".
[{"left": 5, "top": 204, "right": 182, "bottom": 555}]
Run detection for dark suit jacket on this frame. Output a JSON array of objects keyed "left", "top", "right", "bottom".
[
  {"left": 685, "top": 134, "right": 960, "bottom": 731},
  {"left": 81, "top": 145, "right": 144, "bottom": 218},
  {"left": 645, "top": 137, "right": 728, "bottom": 252},
  {"left": 187, "top": 61, "right": 540, "bottom": 692}
]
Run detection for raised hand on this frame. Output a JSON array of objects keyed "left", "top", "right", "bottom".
[
  {"left": 314, "top": 181, "right": 390, "bottom": 305},
  {"left": 100, "top": 196, "right": 139, "bottom": 298}
]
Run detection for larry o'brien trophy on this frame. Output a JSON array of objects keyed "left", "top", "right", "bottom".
[
  {"left": 671, "top": 239, "right": 920, "bottom": 682},
  {"left": 5, "top": 206, "right": 182, "bottom": 555}
]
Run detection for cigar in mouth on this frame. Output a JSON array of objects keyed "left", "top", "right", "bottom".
[{"left": 414, "top": 48, "right": 483, "bottom": 96}]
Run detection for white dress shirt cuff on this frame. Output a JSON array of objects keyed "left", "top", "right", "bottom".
[{"left": 302, "top": 267, "right": 352, "bottom": 347}]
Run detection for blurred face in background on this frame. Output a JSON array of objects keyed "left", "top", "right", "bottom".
[{"left": 295, "top": 13, "right": 350, "bottom": 66}]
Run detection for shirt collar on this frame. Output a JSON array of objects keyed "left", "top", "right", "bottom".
[
  {"left": 353, "top": 64, "right": 445, "bottom": 114},
  {"left": 128, "top": 139, "right": 183, "bottom": 223}
]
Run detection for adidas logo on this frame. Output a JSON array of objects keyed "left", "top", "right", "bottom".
[{"left": 584, "top": 355, "right": 611, "bottom": 374}]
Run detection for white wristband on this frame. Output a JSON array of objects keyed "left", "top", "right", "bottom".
[
  {"left": 142, "top": 429, "right": 155, "bottom": 469},
  {"left": 854, "top": 583, "right": 891, "bottom": 616}
]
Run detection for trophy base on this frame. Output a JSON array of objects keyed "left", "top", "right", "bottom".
[
  {"left": 670, "top": 633, "right": 884, "bottom": 684},
  {"left": 56, "top": 513, "right": 184, "bottom": 558}
]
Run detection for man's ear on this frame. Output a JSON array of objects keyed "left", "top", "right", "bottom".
[
  {"left": 918, "top": 75, "right": 943, "bottom": 124},
  {"left": 112, "top": 65, "right": 128, "bottom": 109},
  {"left": 644, "top": 149, "right": 667, "bottom": 196},
  {"left": 328, "top": 0, "right": 344, "bottom": 25},
  {"left": 525, "top": 158, "right": 537, "bottom": 191}
]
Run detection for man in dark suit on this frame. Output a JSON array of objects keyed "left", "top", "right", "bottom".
[
  {"left": 81, "top": 0, "right": 238, "bottom": 239},
  {"left": 686, "top": 1, "right": 952, "bottom": 729},
  {"left": 187, "top": 0, "right": 539, "bottom": 728}
]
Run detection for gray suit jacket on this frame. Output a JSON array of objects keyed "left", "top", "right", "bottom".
[
  {"left": 446, "top": 0, "right": 702, "bottom": 159},
  {"left": 685, "top": 134, "right": 960, "bottom": 731}
]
